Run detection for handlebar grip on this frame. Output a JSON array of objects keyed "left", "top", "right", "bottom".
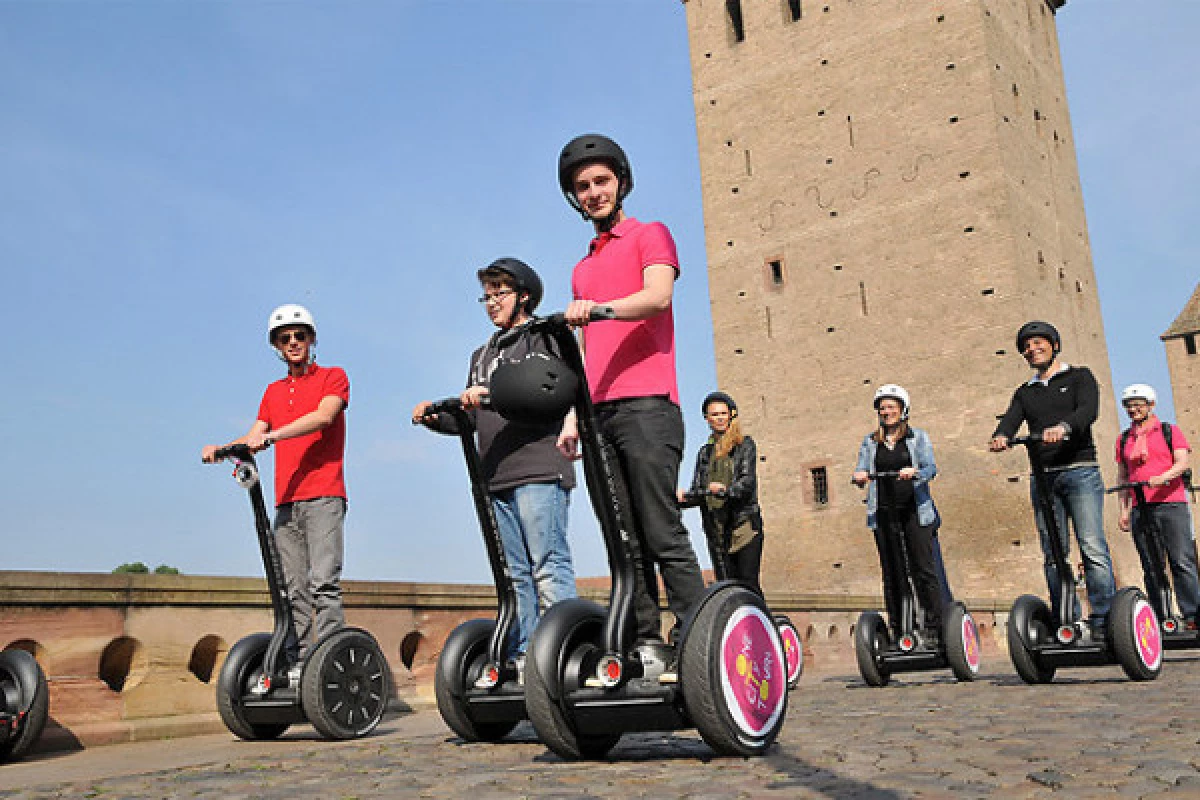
[{"left": 212, "top": 443, "right": 253, "bottom": 461}]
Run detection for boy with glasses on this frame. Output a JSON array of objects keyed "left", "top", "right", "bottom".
[
  {"left": 413, "top": 259, "right": 578, "bottom": 678},
  {"left": 202, "top": 304, "right": 349, "bottom": 683}
]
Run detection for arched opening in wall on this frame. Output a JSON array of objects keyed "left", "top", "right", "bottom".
[
  {"left": 188, "top": 635, "right": 227, "bottom": 684},
  {"left": 4, "top": 639, "right": 45, "bottom": 662},
  {"left": 399, "top": 632, "right": 424, "bottom": 671},
  {"left": 98, "top": 636, "right": 148, "bottom": 693}
]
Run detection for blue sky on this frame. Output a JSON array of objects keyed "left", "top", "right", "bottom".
[{"left": 2, "top": 1, "right": 1195, "bottom": 583}]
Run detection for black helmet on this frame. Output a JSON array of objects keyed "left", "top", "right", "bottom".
[
  {"left": 558, "top": 134, "right": 634, "bottom": 217},
  {"left": 489, "top": 352, "right": 579, "bottom": 426},
  {"left": 1016, "top": 321, "right": 1061, "bottom": 353},
  {"left": 478, "top": 257, "right": 543, "bottom": 313},
  {"left": 702, "top": 391, "right": 737, "bottom": 416}
]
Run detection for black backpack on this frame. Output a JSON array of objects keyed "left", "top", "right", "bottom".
[{"left": 1118, "top": 421, "right": 1194, "bottom": 490}]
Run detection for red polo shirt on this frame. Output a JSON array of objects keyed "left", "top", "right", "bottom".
[
  {"left": 571, "top": 217, "right": 680, "bottom": 404},
  {"left": 257, "top": 364, "right": 349, "bottom": 505}
]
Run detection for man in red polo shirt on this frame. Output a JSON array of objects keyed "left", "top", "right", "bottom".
[
  {"left": 560, "top": 134, "right": 706, "bottom": 671},
  {"left": 202, "top": 304, "right": 349, "bottom": 677}
]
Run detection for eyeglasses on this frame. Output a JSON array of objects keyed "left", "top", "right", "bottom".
[
  {"left": 478, "top": 289, "right": 516, "bottom": 305},
  {"left": 275, "top": 330, "right": 309, "bottom": 345}
]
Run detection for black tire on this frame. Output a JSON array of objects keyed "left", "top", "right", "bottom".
[
  {"left": 301, "top": 628, "right": 390, "bottom": 740},
  {"left": 942, "top": 602, "right": 982, "bottom": 682},
  {"left": 854, "top": 611, "right": 890, "bottom": 688},
  {"left": 682, "top": 585, "right": 788, "bottom": 757},
  {"left": 434, "top": 619, "right": 518, "bottom": 742},
  {"left": 524, "top": 599, "right": 620, "bottom": 760},
  {"left": 1109, "top": 587, "right": 1163, "bottom": 682},
  {"left": 774, "top": 614, "right": 804, "bottom": 689},
  {"left": 216, "top": 633, "right": 290, "bottom": 741},
  {"left": 0, "top": 650, "right": 49, "bottom": 761},
  {"left": 1006, "top": 595, "right": 1056, "bottom": 685}
]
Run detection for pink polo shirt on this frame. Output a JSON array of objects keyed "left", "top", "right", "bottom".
[
  {"left": 1116, "top": 417, "right": 1191, "bottom": 504},
  {"left": 571, "top": 217, "right": 680, "bottom": 404}
]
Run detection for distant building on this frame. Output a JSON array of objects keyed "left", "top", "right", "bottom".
[
  {"left": 681, "top": 0, "right": 1137, "bottom": 599},
  {"left": 1162, "top": 283, "right": 1200, "bottom": 531}
]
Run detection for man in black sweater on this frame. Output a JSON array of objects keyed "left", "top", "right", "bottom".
[{"left": 989, "top": 321, "right": 1116, "bottom": 636}]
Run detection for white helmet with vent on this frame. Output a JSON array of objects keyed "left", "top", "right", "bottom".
[{"left": 873, "top": 384, "right": 911, "bottom": 420}]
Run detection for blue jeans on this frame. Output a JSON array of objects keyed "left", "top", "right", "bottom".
[
  {"left": 491, "top": 481, "right": 576, "bottom": 657},
  {"left": 1132, "top": 502, "right": 1200, "bottom": 619},
  {"left": 1029, "top": 465, "right": 1115, "bottom": 624}
]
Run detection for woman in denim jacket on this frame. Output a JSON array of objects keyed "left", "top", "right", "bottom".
[{"left": 852, "top": 384, "right": 951, "bottom": 641}]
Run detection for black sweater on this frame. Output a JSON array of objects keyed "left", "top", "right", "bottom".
[
  {"left": 993, "top": 365, "right": 1099, "bottom": 467},
  {"left": 429, "top": 325, "right": 576, "bottom": 493}
]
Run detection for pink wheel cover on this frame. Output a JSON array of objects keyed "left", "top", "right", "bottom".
[
  {"left": 719, "top": 606, "right": 787, "bottom": 737},
  {"left": 962, "top": 614, "right": 982, "bottom": 672},
  {"left": 1133, "top": 598, "right": 1163, "bottom": 671},
  {"left": 780, "top": 623, "right": 803, "bottom": 683}
]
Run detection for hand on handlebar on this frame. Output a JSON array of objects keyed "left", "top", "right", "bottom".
[
  {"left": 411, "top": 400, "right": 436, "bottom": 426},
  {"left": 989, "top": 435, "right": 1009, "bottom": 453},
  {"left": 201, "top": 445, "right": 221, "bottom": 464},
  {"left": 1040, "top": 424, "right": 1068, "bottom": 445},
  {"left": 564, "top": 299, "right": 600, "bottom": 328},
  {"left": 852, "top": 470, "right": 869, "bottom": 487},
  {"left": 1118, "top": 508, "right": 1132, "bottom": 532},
  {"left": 459, "top": 385, "right": 489, "bottom": 411},
  {"left": 244, "top": 431, "right": 273, "bottom": 453}
]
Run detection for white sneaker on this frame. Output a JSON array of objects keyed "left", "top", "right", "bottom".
[{"left": 513, "top": 655, "right": 526, "bottom": 687}]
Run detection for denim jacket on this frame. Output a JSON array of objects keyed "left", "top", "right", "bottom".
[{"left": 854, "top": 427, "right": 940, "bottom": 530}]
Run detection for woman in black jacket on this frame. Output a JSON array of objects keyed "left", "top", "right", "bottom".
[{"left": 679, "top": 392, "right": 765, "bottom": 594}]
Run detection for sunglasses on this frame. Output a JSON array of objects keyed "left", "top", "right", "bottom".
[
  {"left": 478, "top": 288, "right": 516, "bottom": 305},
  {"left": 275, "top": 330, "right": 309, "bottom": 345}
]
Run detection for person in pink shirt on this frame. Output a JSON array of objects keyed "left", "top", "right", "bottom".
[
  {"left": 560, "top": 134, "right": 706, "bottom": 660},
  {"left": 1115, "top": 383, "right": 1198, "bottom": 626}
]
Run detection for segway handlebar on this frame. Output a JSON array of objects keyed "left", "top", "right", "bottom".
[
  {"left": 677, "top": 488, "right": 728, "bottom": 509},
  {"left": 211, "top": 443, "right": 254, "bottom": 462},
  {"left": 1106, "top": 481, "right": 1151, "bottom": 494},
  {"left": 1008, "top": 433, "right": 1069, "bottom": 447},
  {"left": 494, "top": 306, "right": 617, "bottom": 348}
]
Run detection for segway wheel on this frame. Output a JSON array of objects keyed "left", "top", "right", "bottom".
[
  {"left": 1006, "top": 595, "right": 1056, "bottom": 685},
  {"left": 854, "top": 611, "right": 891, "bottom": 687},
  {"left": 1109, "top": 588, "right": 1163, "bottom": 682},
  {"left": 682, "top": 585, "right": 788, "bottom": 757},
  {"left": 216, "top": 633, "right": 290, "bottom": 741},
  {"left": 0, "top": 650, "right": 49, "bottom": 761},
  {"left": 301, "top": 628, "right": 390, "bottom": 740},
  {"left": 524, "top": 599, "right": 620, "bottom": 760},
  {"left": 774, "top": 614, "right": 804, "bottom": 689},
  {"left": 434, "top": 618, "right": 518, "bottom": 742},
  {"left": 943, "top": 602, "right": 982, "bottom": 682}
]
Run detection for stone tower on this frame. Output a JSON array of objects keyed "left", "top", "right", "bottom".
[
  {"left": 681, "top": 0, "right": 1136, "bottom": 600},
  {"left": 1162, "top": 283, "right": 1200, "bottom": 531}
]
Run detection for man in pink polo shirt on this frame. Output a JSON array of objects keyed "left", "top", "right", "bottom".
[
  {"left": 560, "top": 134, "right": 706, "bottom": 660},
  {"left": 1115, "top": 383, "right": 1198, "bottom": 627},
  {"left": 202, "top": 304, "right": 350, "bottom": 678}
]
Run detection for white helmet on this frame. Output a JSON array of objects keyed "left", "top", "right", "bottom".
[
  {"left": 873, "top": 384, "right": 910, "bottom": 420},
  {"left": 267, "top": 304, "right": 316, "bottom": 344},
  {"left": 1121, "top": 383, "right": 1157, "bottom": 406}
]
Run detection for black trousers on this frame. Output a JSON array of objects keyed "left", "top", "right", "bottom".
[
  {"left": 595, "top": 396, "right": 706, "bottom": 643},
  {"left": 874, "top": 506, "right": 946, "bottom": 631},
  {"left": 728, "top": 532, "right": 764, "bottom": 596}
]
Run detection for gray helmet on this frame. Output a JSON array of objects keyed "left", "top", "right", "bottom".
[
  {"left": 489, "top": 352, "right": 579, "bottom": 426},
  {"left": 1016, "top": 320, "right": 1061, "bottom": 353},
  {"left": 558, "top": 134, "right": 634, "bottom": 218},
  {"left": 477, "top": 258, "right": 543, "bottom": 313}
]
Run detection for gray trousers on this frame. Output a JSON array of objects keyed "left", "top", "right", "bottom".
[{"left": 275, "top": 496, "right": 346, "bottom": 662}]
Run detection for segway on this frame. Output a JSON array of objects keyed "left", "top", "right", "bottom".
[
  {"left": 0, "top": 649, "right": 49, "bottom": 761},
  {"left": 1005, "top": 435, "right": 1162, "bottom": 683},
  {"left": 852, "top": 472, "right": 982, "bottom": 686},
  {"left": 415, "top": 397, "right": 527, "bottom": 741},
  {"left": 1107, "top": 480, "right": 1200, "bottom": 650},
  {"left": 678, "top": 488, "right": 803, "bottom": 688},
  {"left": 501, "top": 310, "right": 788, "bottom": 760},
  {"left": 208, "top": 444, "right": 389, "bottom": 740}
]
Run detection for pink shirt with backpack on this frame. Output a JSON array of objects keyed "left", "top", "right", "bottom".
[{"left": 1115, "top": 417, "right": 1191, "bottom": 504}]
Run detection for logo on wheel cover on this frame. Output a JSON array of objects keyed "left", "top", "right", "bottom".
[
  {"left": 1134, "top": 598, "right": 1162, "bottom": 671},
  {"left": 720, "top": 606, "right": 786, "bottom": 737},
  {"left": 780, "top": 624, "right": 803, "bottom": 683}
]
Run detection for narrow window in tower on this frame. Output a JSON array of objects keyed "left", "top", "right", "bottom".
[
  {"left": 744, "top": 149, "right": 753, "bottom": 176},
  {"left": 766, "top": 258, "right": 785, "bottom": 287},
  {"left": 847, "top": 115, "right": 855, "bottom": 147},
  {"left": 726, "top": 0, "right": 745, "bottom": 43},
  {"left": 765, "top": 306, "right": 773, "bottom": 338},
  {"left": 1185, "top": 334, "right": 1197, "bottom": 356},
  {"left": 786, "top": 0, "right": 803, "bottom": 21},
  {"left": 811, "top": 467, "right": 829, "bottom": 506},
  {"left": 859, "top": 281, "right": 868, "bottom": 315}
]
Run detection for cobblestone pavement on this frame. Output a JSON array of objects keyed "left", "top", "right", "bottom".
[{"left": 5, "top": 654, "right": 1200, "bottom": 799}]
